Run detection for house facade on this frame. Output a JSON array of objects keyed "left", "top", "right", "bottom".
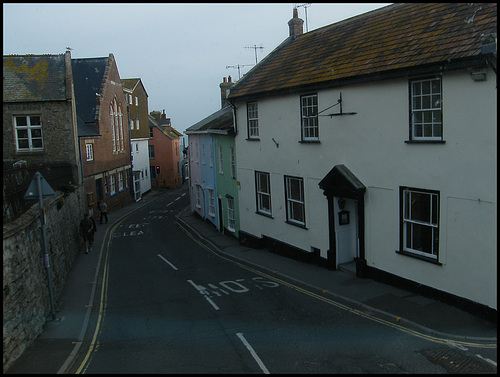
[
  {"left": 3, "top": 52, "right": 82, "bottom": 220},
  {"left": 186, "top": 77, "right": 238, "bottom": 232},
  {"left": 229, "top": 3, "right": 497, "bottom": 310},
  {"left": 122, "top": 78, "right": 151, "bottom": 201},
  {"left": 148, "top": 112, "right": 182, "bottom": 188},
  {"left": 72, "top": 54, "right": 133, "bottom": 217}
]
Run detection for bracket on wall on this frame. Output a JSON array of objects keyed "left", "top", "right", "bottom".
[{"left": 318, "top": 92, "right": 357, "bottom": 117}]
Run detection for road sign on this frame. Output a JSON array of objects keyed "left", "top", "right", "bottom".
[{"left": 24, "top": 172, "right": 56, "bottom": 199}]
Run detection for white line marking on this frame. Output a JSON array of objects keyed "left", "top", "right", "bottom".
[
  {"left": 236, "top": 333, "right": 270, "bottom": 374},
  {"left": 187, "top": 280, "right": 219, "bottom": 310},
  {"left": 158, "top": 254, "right": 178, "bottom": 270},
  {"left": 181, "top": 193, "right": 186, "bottom": 197},
  {"left": 174, "top": 196, "right": 180, "bottom": 201},
  {"left": 475, "top": 354, "right": 497, "bottom": 367},
  {"left": 166, "top": 201, "right": 173, "bottom": 207}
]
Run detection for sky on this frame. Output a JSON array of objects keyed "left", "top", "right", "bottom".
[{"left": 3, "top": 3, "right": 391, "bottom": 135}]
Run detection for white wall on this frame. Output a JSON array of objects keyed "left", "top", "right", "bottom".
[
  {"left": 234, "top": 67, "right": 496, "bottom": 309},
  {"left": 131, "top": 138, "right": 151, "bottom": 195}
]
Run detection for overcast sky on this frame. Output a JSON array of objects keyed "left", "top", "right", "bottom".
[{"left": 3, "top": 3, "right": 391, "bottom": 134}]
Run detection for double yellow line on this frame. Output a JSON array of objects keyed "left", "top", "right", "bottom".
[
  {"left": 180, "top": 223, "right": 497, "bottom": 350},
  {"left": 75, "top": 221, "right": 121, "bottom": 374}
]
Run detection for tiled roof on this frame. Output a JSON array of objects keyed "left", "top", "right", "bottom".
[
  {"left": 185, "top": 106, "right": 233, "bottom": 134},
  {"left": 3, "top": 54, "right": 67, "bottom": 102},
  {"left": 229, "top": 3, "right": 497, "bottom": 99}
]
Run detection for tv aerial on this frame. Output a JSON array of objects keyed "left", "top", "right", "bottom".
[
  {"left": 244, "top": 44, "right": 265, "bottom": 65},
  {"left": 226, "top": 64, "right": 253, "bottom": 79},
  {"left": 295, "top": 3, "right": 311, "bottom": 32}
]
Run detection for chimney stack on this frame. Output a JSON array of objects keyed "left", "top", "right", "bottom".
[
  {"left": 288, "top": 7, "right": 304, "bottom": 37},
  {"left": 161, "top": 109, "right": 166, "bottom": 120},
  {"left": 220, "top": 76, "right": 235, "bottom": 108}
]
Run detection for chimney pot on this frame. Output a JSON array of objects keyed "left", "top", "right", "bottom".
[
  {"left": 223, "top": 77, "right": 226, "bottom": 83},
  {"left": 228, "top": 76, "right": 232, "bottom": 83}
]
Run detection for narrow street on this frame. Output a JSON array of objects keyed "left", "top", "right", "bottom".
[{"left": 68, "top": 187, "right": 494, "bottom": 374}]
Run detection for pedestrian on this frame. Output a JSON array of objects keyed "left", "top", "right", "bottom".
[
  {"left": 80, "top": 213, "right": 97, "bottom": 254},
  {"left": 98, "top": 200, "right": 108, "bottom": 224}
]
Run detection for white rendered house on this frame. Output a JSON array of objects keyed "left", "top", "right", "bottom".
[{"left": 229, "top": 4, "right": 497, "bottom": 311}]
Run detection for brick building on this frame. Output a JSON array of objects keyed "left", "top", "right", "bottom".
[
  {"left": 72, "top": 54, "right": 133, "bottom": 216},
  {"left": 148, "top": 111, "right": 182, "bottom": 188}
]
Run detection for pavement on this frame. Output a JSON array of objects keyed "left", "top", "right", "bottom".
[{"left": 5, "top": 185, "right": 497, "bottom": 374}]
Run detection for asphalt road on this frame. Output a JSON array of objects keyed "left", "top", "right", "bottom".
[{"left": 67, "top": 187, "right": 474, "bottom": 373}]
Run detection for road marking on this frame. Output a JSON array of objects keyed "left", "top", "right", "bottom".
[
  {"left": 158, "top": 254, "right": 178, "bottom": 271},
  {"left": 178, "top": 222, "right": 497, "bottom": 350},
  {"left": 174, "top": 196, "right": 181, "bottom": 201},
  {"left": 475, "top": 354, "right": 497, "bottom": 367},
  {"left": 187, "top": 279, "right": 219, "bottom": 310},
  {"left": 166, "top": 201, "right": 173, "bottom": 207},
  {"left": 236, "top": 333, "right": 270, "bottom": 374}
]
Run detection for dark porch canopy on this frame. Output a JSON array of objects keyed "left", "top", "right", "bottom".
[{"left": 319, "top": 164, "right": 366, "bottom": 198}]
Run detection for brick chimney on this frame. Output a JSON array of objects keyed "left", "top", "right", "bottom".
[
  {"left": 288, "top": 7, "right": 304, "bottom": 37},
  {"left": 161, "top": 109, "right": 166, "bottom": 120},
  {"left": 220, "top": 76, "right": 235, "bottom": 108}
]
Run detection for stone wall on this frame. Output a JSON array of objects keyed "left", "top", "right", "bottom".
[{"left": 3, "top": 187, "right": 84, "bottom": 372}]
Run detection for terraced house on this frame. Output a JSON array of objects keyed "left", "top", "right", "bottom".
[{"left": 228, "top": 3, "right": 497, "bottom": 312}]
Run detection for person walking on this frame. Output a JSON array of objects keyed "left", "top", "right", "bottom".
[
  {"left": 98, "top": 200, "right": 108, "bottom": 224},
  {"left": 80, "top": 213, "right": 97, "bottom": 254}
]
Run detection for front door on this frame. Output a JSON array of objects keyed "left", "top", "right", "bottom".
[{"left": 334, "top": 197, "right": 359, "bottom": 266}]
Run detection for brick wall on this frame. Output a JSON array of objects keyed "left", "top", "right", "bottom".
[{"left": 3, "top": 187, "right": 84, "bottom": 372}]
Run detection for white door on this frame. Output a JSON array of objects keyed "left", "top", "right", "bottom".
[{"left": 334, "top": 197, "right": 358, "bottom": 266}]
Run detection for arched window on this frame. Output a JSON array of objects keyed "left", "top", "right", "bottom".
[
  {"left": 110, "top": 104, "right": 116, "bottom": 152},
  {"left": 118, "top": 105, "right": 124, "bottom": 151}
]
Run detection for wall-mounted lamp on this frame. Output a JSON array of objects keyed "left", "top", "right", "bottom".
[{"left": 470, "top": 71, "right": 487, "bottom": 82}]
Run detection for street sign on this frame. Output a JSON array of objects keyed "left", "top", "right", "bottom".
[{"left": 24, "top": 172, "right": 56, "bottom": 199}]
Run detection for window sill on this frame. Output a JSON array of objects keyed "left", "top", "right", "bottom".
[
  {"left": 246, "top": 138, "right": 260, "bottom": 141},
  {"left": 285, "top": 220, "right": 308, "bottom": 229},
  {"left": 404, "top": 140, "right": 446, "bottom": 144},
  {"left": 256, "top": 211, "right": 273, "bottom": 219},
  {"left": 395, "top": 249, "right": 442, "bottom": 265},
  {"left": 298, "top": 140, "right": 320, "bottom": 144}
]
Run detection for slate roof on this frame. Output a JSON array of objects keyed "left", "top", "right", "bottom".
[
  {"left": 3, "top": 54, "right": 67, "bottom": 102},
  {"left": 121, "top": 78, "right": 148, "bottom": 97},
  {"left": 71, "top": 57, "right": 108, "bottom": 136},
  {"left": 148, "top": 115, "right": 182, "bottom": 139},
  {"left": 185, "top": 105, "right": 234, "bottom": 135},
  {"left": 229, "top": 3, "right": 497, "bottom": 100}
]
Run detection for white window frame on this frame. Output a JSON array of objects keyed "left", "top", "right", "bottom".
[
  {"left": 118, "top": 171, "right": 124, "bottom": 191},
  {"left": 401, "top": 187, "right": 439, "bottom": 260},
  {"left": 135, "top": 96, "right": 138, "bottom": 106},
  {"left": 255, "top": 171, "right": 272, "bottom": 216},
  {"left": 247, "top": 101, "right": 259, "bottom": 139},
  {"left": 136, "top": 119, "right": 140, "bottom": 131},
  {"left": 410, "top": 77, "right": 443, "bottom": 141},
  {"left": 110, "top": 104, "right": 116, "bottom": 152},
  {"left": 130, "top": 119, "right": 134, "bottom": 130},
  {"left": 110, "top": 174, "right": 116, "bottom": 195},
  {"left": 14, "top": 114, "right": 43, "bottom": 151},
  {"left": 300, "top": 94, "right": 319, "bottom": 141},
  {"left": 208, "top": 189, "right": 215, "bottom": 217},
  {"left": 227, "top": 197, "right": 235, "bottom": 231},
  {"left": 230, "top": 147, "right": 235, "bottom": 178},
  {"left": 86, "top": 143, "right": 94, "bottom": 161},
  {"left": 285, "top": 175, "right": 305, "bottom": 226},
  {"left": 209, "top": 143, "right": 213, "bottom": 167},
  {"left": 196, "top": 185, "right": 201, "bottom": 208},
  {"left": 218, "top": 146, "right": 223, "bottom": 174}
]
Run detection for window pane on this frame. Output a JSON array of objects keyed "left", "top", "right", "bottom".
[
  {"left": 32, "top": 139, "right": 43, "bottom": 148},
  {"left": 431, "top": 195, "right": 438, "bottom": 225},
  {"left": 15, "top": 116, "right": 27, "bottom": 127},
  {"left": 413, "top": 97, "right": 421, "bottom": 110},
  {"left": 18, "top": 139, "right": 29, "bottom": 149},
  {"left": 414, "top": 124, "right": 422, "bottom": 137},
  {"left": 410, "top": 192, "right": 431, "bottom": 223},
  {"left": 412, "top": 82, "right": 421, "bottom": 95},
  {"left": 422, "top": 81, "right": 430, "bottom": 94},
  {"left": 411, "top": 223, "right": 433, "bottom": 254},
  {"left": 30, "top": 116, "right": 41, "bottom": 125},
  {"left": 17, "top": 129, "right": 28, "bottom": 139},
  {"left": 431, "top": 79, "right": 440, "bottom": 93},
  {"left": 291, "top": 202, "right": 304, "bottom": 222},
  {"left": 31, "top": 129, "right": 42, "bottom": 138}
]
